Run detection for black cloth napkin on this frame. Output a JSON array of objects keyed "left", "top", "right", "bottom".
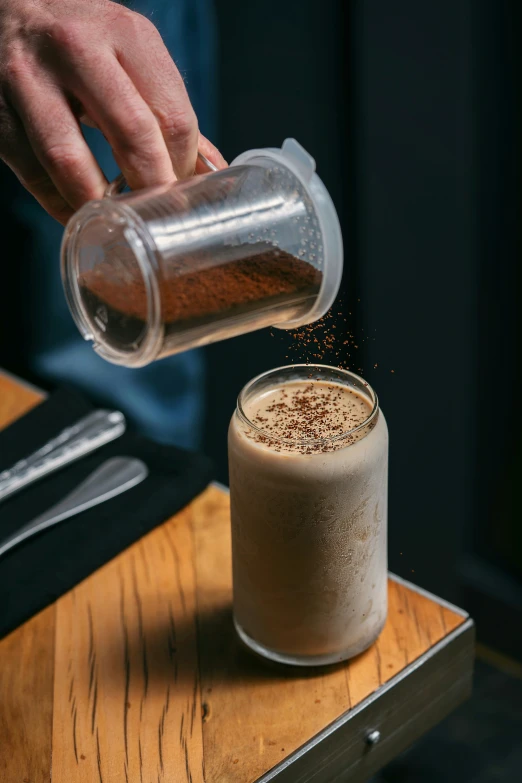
[{"left": 0, "top": 387, "right": 214, "bottom": 639}]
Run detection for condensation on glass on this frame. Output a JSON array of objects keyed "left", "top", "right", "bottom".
[{"left": 228, "top": 365, "right": 389, "bottom": 666}]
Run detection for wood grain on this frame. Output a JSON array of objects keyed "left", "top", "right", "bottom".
[
  {"left": 189, "top": 490, "right": 465, "bottom": 783},
  {"left": 0, "top": 373, "right": 43, "bottom": 426},
  {"left": 0, "top": 605, "right": 55, "bottom": 783},
  {"left": 0, "top": 375, "right": 53, "bottom": 783},
  {"left": 51, "top": 509, "right": 204, "bottom": 782},
  {"left": 0, "top": 372, "right": 467, "bottom": 783}
]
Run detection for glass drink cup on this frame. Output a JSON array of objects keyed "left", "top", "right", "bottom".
[{"left": 228, "top": 365, "right": 388, "bottom": 666}]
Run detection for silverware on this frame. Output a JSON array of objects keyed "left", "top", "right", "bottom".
[
  {"left": 0, "top": 410, "right": 126, "bottom": 504},
  {"left": 0, "top": 457, "right": 148, "bottom": 559}
]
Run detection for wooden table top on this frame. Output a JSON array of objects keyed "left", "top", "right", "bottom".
[{"left": 0, "top": 372, "right": 472, "bottom": 783}]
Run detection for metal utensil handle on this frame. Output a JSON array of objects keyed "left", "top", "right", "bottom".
[
  {"left": 0, "top": 410, "right": 126, "bottom": 503},
  {"left": 104, "top": 151, "right": 219, "bottom": 197},
  {"left": 0, "top": 457, "right": 148, "bottom": 559},
  {"left": 0, "top": 410, "right": 119, "bottom": 481}
]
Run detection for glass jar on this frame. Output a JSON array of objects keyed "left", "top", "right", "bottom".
[
  {"left": 228, "top": 364, "right": 388, "bottom": 666},
  {"left": 61, "top": 139, "right": 342, "bottom": 367}
]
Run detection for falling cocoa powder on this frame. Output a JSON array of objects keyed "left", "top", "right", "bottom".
[
  {"left": 80, "top": 248, "right": 322, "bottom": 345},
  {"left": 273, "top": 293, "right": 383, "bottom": 375}
]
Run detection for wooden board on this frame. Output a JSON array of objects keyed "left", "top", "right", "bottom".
[
  {"left": 0, "top": 373, "right": 468, "bottom": 783},
  {"left": 0, "top": 375, "right": 55, "bottom": 783}
]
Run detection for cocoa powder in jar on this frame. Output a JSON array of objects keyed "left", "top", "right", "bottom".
[{"left": 79, "top": 246, "right": 322, "bottom": 345}]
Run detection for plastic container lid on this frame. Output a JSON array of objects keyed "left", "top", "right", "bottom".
[{"left": 231, "top": 138, "right": 343, "bottom": 329}]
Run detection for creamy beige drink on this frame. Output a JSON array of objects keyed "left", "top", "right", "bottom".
[{"left": 228, "top": 365, "right": 388, "bottom": 666}]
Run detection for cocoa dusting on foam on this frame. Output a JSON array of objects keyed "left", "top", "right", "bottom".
[{"left": 244, "top": 380, "right": 375, "bottom": 455}]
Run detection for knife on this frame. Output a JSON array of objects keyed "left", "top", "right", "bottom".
[{"left": 0, "top": 410, "right": 126, "bottom": 504}]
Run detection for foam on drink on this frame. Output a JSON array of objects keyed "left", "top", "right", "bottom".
[{"left": 229, "top": 367, "right": 388, "bottom": 665}]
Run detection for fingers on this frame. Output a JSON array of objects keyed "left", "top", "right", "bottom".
[
  {"left": 7, "top": 65, "right": 107, "bottom": 211},
  {"left": 65, "top": 52, "right": 178, "bottom": 190},
  {"left": 196, "top": 134, "right": 228, "bottom": 174},
  {"left": 0, "top": 4, "right": 226, "bottom": 230},
  {"left": 113, "top": 12, "right": 200, "bottom": 180},
  {"left": 0, "top": 107, "right": 74, "bottom": 224}
]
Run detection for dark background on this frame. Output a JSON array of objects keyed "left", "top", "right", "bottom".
[{"left": 205, "top": 0, "right": 522, "bottom": 663}]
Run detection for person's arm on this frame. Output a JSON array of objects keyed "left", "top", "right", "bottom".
[{"left": 0, "top": 0, "right": 225, "bottom": 224}]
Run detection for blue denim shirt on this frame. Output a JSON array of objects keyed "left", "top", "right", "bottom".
[{"left": 11, "top": 0, "right": 216, "bottom": 449}]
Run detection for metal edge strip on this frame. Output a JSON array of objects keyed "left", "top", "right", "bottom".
[{"left": 257, "top": 617, "right": 475, "bottom": 782}]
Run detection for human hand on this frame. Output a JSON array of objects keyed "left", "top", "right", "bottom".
[{"left": 0, "top": 0, "right": 225, "bottom": 224}]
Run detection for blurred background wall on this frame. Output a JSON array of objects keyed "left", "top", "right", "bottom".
[{"left": 207, "top": 0, "right": 522, "bottom": 658}]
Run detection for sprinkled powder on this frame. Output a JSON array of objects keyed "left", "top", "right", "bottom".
[{"left": 243, "top": 380, "right": 375, "bottom": 454}]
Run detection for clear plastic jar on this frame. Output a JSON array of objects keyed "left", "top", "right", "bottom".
[
  {"left": 61, "top": 139, "right": 343, "bottom": 367},
  {"left": 228, "top": 365, "right": 388, "bottom": 666}
]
